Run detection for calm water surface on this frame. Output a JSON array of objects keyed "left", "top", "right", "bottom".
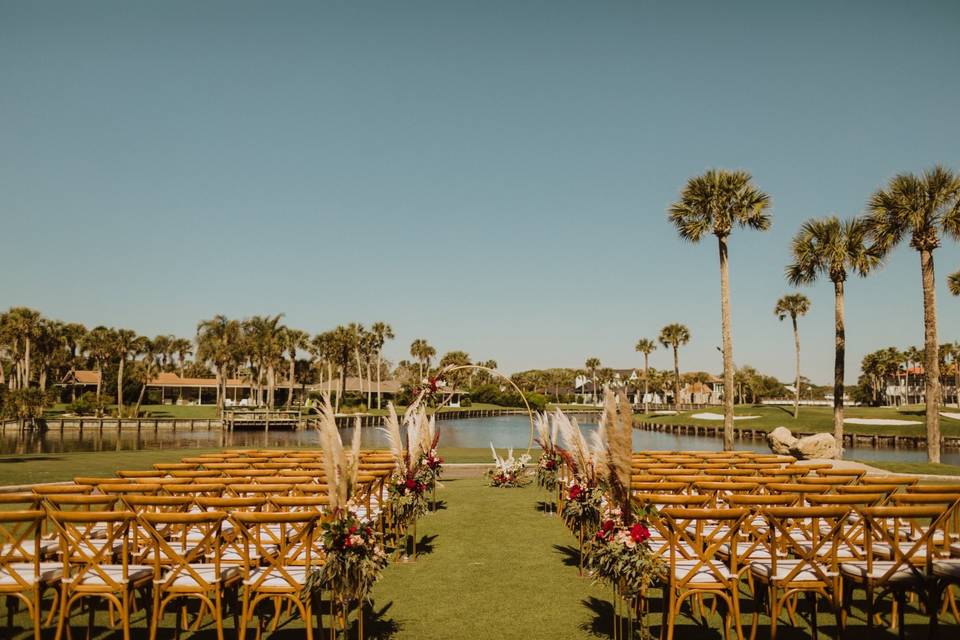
[{"left": 3, "top": 415, "right": 957, "bottom": 465}]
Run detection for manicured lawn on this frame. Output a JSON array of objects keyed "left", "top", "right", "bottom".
[
  {"left": 638, "top": 404, "right": 960, "bottom": 437},
  {"left": 5, "top": 475, "right": 959, "bottom": 639},
  {"left": 855, "top": 460, "right": 960, "bottom": 477}
]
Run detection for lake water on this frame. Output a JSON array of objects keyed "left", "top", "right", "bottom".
[{"left": 3, "top": 415, "right": 958, "bottom": 465}]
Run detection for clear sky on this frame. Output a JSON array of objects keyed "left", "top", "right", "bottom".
[{"left": 2, "top": 1, "right": 959, "bottom": 383}]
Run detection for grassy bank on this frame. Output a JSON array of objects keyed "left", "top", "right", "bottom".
[
  {"left": 638, "top": 404, "right": 960, "bottom": 437},
  {"left": 854, "top": 460, "right": 960, "bottom": 477}
]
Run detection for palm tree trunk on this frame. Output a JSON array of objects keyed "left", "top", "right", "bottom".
[
  {"left": 336, "top": 364, "right": 346, "bottom": 414},
  {"left": 287, "top": 356, "right": 295, "bottom": 407},
  {"left": 134, "top": 383, "right": 147, "bottom": 417},
  {"left": 366, "top": 361, "right": 373, "bottom": 408},
  {"left": 920, "top": 249, "right": 941, "bottom": 464},
  {"left": 718, "top": 236, "right": 735, "bottom": 451},
  {"left": 954, "top": 359, "right": 959, "bottom": 410},
  {"left": 833, "top": 280, "right": 845, "bottom": 457},
  {"left": 376, "top": 352, "right": 383, "bottom": 410},
  {"left": 24, "top": 337, "right": 31, "bottom": 387},
  {"left": 792, "top": 315, "right": 800, "bottom": 419},
  {"left": 117, "top": 358, "right": 125, "bottom": 415},
  {"left": 267, "top": 365, "right": 275, "bottom": 409},
  {"left": 643, "top": 354, "right": 649, "bottom": 414},
  {"left": 672, "top": 346, "right": 680, "bottom": 408}
]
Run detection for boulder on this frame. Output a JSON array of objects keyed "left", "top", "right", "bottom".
[
  {"left": 791, "top": 433, "right": 839, "bottom": 460},
  {"left": 767, "top": 426, "right": 798, "bottom": 455}
]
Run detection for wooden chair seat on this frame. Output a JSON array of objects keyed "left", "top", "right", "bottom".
[
  {"left": 750, "top": 559, "right": 834, "bottom": 582},
  {"left": 0, "top": 561, "right": 61, "bottom": 585},
  {"left": 839, "top": 560, "right": 923, "bottom": 585},
  {"left": 63, "top": 563, "right": 154, "bottom": 587}
]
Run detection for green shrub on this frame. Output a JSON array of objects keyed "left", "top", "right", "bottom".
[{"left": 66, "top": 392, "right": 102, "bottom": 416}]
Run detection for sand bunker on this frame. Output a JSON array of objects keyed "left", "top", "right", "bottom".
[
  {"left": 690, "top": 413, "right": 759, "bottom": 421},
  {"left": 843, "top": 418, "right": 920, "bottom": 425},
  {"left": 940, "top": 412, "right": 960, "bottom": 421},
  {"left": 653, "top": 410, "right": 678, "bottom": 415}
]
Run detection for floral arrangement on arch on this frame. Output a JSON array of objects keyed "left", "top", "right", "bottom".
[
  {"left": 380, "top": 399, "right": 437, "bottom": 526},
  {"left": 534, "top": 412, "right": 562, "bottom": 493},
  {"left": 488, "top": 445, "right": 531, "bottom": 487},
  {"left": 302, "top": 398, "right": 389, "bottom": 606}
]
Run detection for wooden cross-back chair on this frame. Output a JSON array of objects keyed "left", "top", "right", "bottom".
[
  {"left": 140, "top": 510, "right": 238, "bottom": 640},
  {"left": 0, "top": 510, "right": 56, "bottom": 640},
  {"left": 747, "top": 505, "right": 849, "bottom": 640},
  {"left": 839, "top": 503, "right": 955, "bottom": 638},
  {"left": 232, "top": 511, "right": 320, "bottom": 640},
  {"left": 658, "top": 507, "right": 751, "bottom": 640},
  {"left": 49, "top": 510, "right": 153, "bottom": 640}
]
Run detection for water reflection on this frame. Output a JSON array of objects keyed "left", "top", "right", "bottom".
[{"left": 3, "top": 416, "right": 957, "bottom": 465}]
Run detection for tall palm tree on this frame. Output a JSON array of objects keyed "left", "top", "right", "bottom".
[
  {"left": 669, "top": 169, "right": 771, "bottom": 451},
  {"left": 774, "top": 293, "right": 811, "bottom": 419},
  {"left": 196, "top": 315, "right": 242, "bottom": 415},
  {"left": 133, "top": 337, "right": 160, "bottom": 416},
  {"left": 111, "top": 328, "right": 140, "bottom": 416},
  {"left": 584, "top": 357, "right": 601, "bottom": 404},
  {"left": 867, "top": 166, "right": 960, "bottom": 463},
  {"left": 787, "top": 216, "right": 879, "bottom": 456},
  {"left": 948, "top": 271, "right": 960, "bottom": 296},
  {"left": 280, "top": 328, "right": 309, "bottom": 407},
  {"left": 1, "top": 307, "right": 43, "bottom": 389},
  {"left": 410, "top": 339, "right": 435, "bottom": 382},
  {"left": 658, "top": 324, "right": 691, "bottom": 408},
  {"left": 371, "top": 322, "right": 395, "bottom": 410},
  {"left": 81, "top": 326, "right": 114, "bottom": 408},
  {"left": 634, "top": 338, "right": 656, "bottom": 413},
  {"left": 170, "top": 337, "right": 192, "bottom": 403}
]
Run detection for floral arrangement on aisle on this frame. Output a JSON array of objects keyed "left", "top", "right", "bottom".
[
  {"left": 380, "top": 399, "right": 437, "bottom": 556},
  {"left": 583, "top": 390, "right": 665, "bottom": 638},
  {"left": 303, "top": 398, "right": 389, "bottom": 609},
  {"left": 534, "top": 412, "right": 562, "bottom": 494},
  {"left": 554, "top": 409, "right": 604, "bottom": 534},
  {"left": 488, "top": 445, "right": 532, "bottom": 487}
]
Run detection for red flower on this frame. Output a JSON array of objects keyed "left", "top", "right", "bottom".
[
  {"left": 601, "top": 519, "right": 615, "bottom": 533},
  {"left": 348, "top": 526, "right": 357, "bottom": 534},
  {"left": 427, "top": 377, "right": 440, "bottom": 394},
  {"left": 569, "top": 485, "right": 582, "bottom": 500},
  {"left": 630, "top": 523, "right": 650, "bottom": 543},
  {"left": 405, "top": 479, "right": 417, "bottom": 490}
]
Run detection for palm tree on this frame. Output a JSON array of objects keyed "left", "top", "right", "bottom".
[
  {"left": 170, "top": 337, "right": 192, "bottom": 403},
  {"left": 327, "top": 325, "right": 356, "bottom": 413},
  {"left": 774, "top": 293, "right": 811, "bottom": 419},
  {"left": 867, "top": 166, "right": 960, "bottom": 463},
  {"left": 1, "top": 307, "right": 43, "bottom": 389},
  {"left": 133, "top": 337, "right": 160, "bottom": 416},
  {"left": 111, "top": 328, "right": 140, "bottom": 416},
  {"left": 371, "top": 322, "right": 395, "bottom": 410},
  {"left": 787, "top": 216, "right": 879, "bottom": 455},
  {"left": 196, "top": 315, "right": 242, "bottom": 415},
  {"left": 658, "top": 324, "right": 691, "bottom": 408},
  {"left": 280, "top": 328, "right": 309, "bottom": 407},
  {"left": 669, "top": 169, "right": 771, "bottom": 451},
  {"left": 410, "top": 339, "right": 435, "bottom": 382},
  {"left": 584, "top": 357, "right": 601, "bottom": 404},
  {"left": 948, "top": 271, "right": 960, "bottom": 296},
  {"left": 81, "top": 326, "right": 114, "bottom": 408},
  {"left": 634, "top": 339, "right": 656, "bottom": 413}
]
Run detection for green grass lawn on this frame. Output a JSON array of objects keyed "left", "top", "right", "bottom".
[
  {"left": 638, "top": 404, "right": 960, "bottom": 437},
  {"left": 854, "top": 460, "right": 960, "bottom": 477},
  {"left": 5, "top": 475, "right": 958, "bottom": 639}
]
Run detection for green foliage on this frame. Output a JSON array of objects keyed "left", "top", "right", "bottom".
[
  {"left": 1, "top": 388, "right": 52, "bottom": 421},
  {"left": 303, "top": 510, "right": 389, "bottom": 604},
  {"left": 65, "top": 391, "right": 103, "bottom": 416}
]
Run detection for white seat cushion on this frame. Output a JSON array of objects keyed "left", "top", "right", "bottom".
[
  {"left": 932, "top": 559, "right": 960, "bottom": 579},
  {"left": 672, "top": 560, "right": 737, "bottom": 583},
  {"left": 719, "top": 542, "right": 771, "bottom": 560},
  {"left": 244, "top": 566, "right": 312, "bottom": 588},
  {"left": 66, "top": 564, "right": 153, "bottom": 586},
  {"left": 1, "top": 540, "right": 59, "bottom": 557},
  {"left": 951, "top": 542, "right": 960, "bottom": 559},
  {"left": 839, "top": 561, "right": 921, "bottom": 585},
  {"left": 161, "top": 564, "right": 240, "bottom": 588},
  {"left": 0, "top": 562, "right": 62, "bottom": 585},
  {"left": 750, "top": 559, "right": 832, "bottom": 582}
]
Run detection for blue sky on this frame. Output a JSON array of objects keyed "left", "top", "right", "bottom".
[{"left": 2, "top": 1, "right": 959, "bottom": 383}]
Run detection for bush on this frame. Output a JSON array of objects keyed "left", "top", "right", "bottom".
[{"left": 66, "top": 392, "right": 102, "bottom": 416}]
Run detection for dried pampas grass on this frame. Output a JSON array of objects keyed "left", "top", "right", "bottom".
[{"left": 315, "top": 395, "right": 361, "bottom": 512}]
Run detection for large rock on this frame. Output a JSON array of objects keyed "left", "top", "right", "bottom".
[
  {"left": 767, "top": 426, "right": 798, "bottom": 455},
  {"left": 791, "top": 433, "right": 839, "bottom": 460}
]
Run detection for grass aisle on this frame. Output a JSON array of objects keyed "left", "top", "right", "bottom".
[{"left": 370, "top": 476, "right": 611, "bottom": 639}]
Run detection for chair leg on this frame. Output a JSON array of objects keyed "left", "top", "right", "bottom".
[
  {"left": 895, "top": 591, "right": 906, "bottom": 640},
  {"left": 866, "top": 583, "right": 875, "bottom": 628},
  {"left": 121, "top": 591, "right": 131, "bottom": 640},
  {"left": 769, "top": 587, "right": 780, "bottom": 640},
  {"left": 807, "top": 592, "right": 818, "bottom": 640},
  {"left": 215, "top": 590, "right": 225, "bottom": 640}
]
